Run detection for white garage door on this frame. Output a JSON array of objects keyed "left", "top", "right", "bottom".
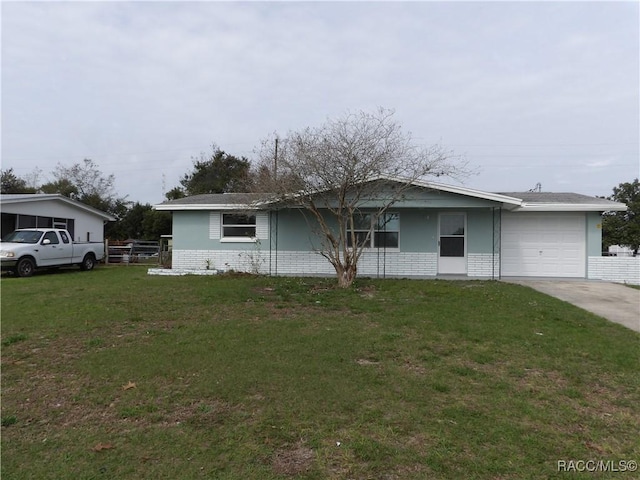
[{"left": 501, "top": 212, "right": 586, "bottom": 277}]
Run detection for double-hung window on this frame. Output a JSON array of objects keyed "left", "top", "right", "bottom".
[
  {"left": 347, "top": 213, "right": 374, "bottom": 248},
  {"left": 222, "top": 213, "right": 256, "bottom": 239},
  {"left": 347, "top": 212, "right": 399, "bottom": 249},
  {"left": 374, "top": 213, "right": 399, "bottom": 248}
]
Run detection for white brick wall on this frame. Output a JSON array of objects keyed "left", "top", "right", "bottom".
[
  {"left": 173, "top": 248, "right": 269, "bottom": 274},
  {"left": 174, "top": 249, "right": 445, "bottom": 278},
  {"left": 467, "top": 253, "right": 500, "bottom": 278},
  {"left": 588, "top": 256, "right": 640, "bottom": 285},
  {"left": 272, "top": 251, "right": 439, "bottom": 277},
  {"left": 173, "top": 249, "right": 505, "bottom": 279}
]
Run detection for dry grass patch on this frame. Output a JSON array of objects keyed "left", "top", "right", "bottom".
[{"left": 272, "top": 440, "right": 315, "bottom": 476}]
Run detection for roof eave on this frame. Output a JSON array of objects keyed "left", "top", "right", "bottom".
[
  {"left": 514, "top": 203, "right": 628, "bottom": 212},
  {"left": 154, "top": 203, "right": 262, "bottom": 211}
]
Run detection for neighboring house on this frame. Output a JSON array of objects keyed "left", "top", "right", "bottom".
[
  {"left": 0, "top": 194, "right": 115, "bottom": 243},
  {"left": 154, "top": 178, "right": 629, "bottom": 280}
]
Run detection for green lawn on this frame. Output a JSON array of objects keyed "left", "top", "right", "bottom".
[{"left": 2, "top": 267, "right": 639, "bottom": 479}]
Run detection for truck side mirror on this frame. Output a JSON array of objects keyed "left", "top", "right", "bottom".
[{"left": 42, "top": 239, "right": 51, "bottom": 245}]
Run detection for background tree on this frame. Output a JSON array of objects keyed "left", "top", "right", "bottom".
[
  {"left": 40, "top": 159, "right": 127, "bottom": 215},
  {"left": 602, "top": 178, "right": 639, "bottom": 254},
  {"left": 1, "top": 168, "right": 36, "bottom": 194},
  {"left": 36, "top": 159, "right": 136, "bottom": 239},
  {"left": 105, "top": 203, "right": 171, "bottom": 240},
  {"left": 165, "top": 186, "right": 186, "bottom": 201},
  {"left": 174, "top": 145, "right": 251, "bottom": 197},
  {"left": 39, "top": 178, "right": 79, "bottom": 198},
  {"left": 2, "top": 161, "right": 171, "bottom": 241},
  {"left": 252, "top": 108, "right": 467, "bottom": 288},
  {"left": 141, "top": 209, "right": 172, "bottom": 240}
]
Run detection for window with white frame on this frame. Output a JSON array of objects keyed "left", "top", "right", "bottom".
[
  {"left": 347, "top": 212, "right": 399, "bottom": 249},
  {"left": 222, "top": 213, "right": 256, "bottom": 238}
]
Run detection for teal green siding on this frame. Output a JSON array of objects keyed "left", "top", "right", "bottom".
[
  {"left": 264, "top": 207, "right": 498, "bottom": 254},
  {"left": 398, "top": 209, "right": 436, "bottom": 252},
  {"left": 336, "top": 187, "right": 504, "bottom": 209},
  {"left": 171, "top": 187, "right": 506, "bottom": 254},
  {"left": 173, "top": 211, "right": 210, "bottom": 250},
  {"left": 172, "top": 208, "right": 500, "bottom": 254},
  {"left": 173, "top": 211, "right": 263, "bottom": 251},
  {"left": 467, "top": 209, "right": 497, "bottom": 254},
  {"left": 399, "top": 188, "right": 504, "bottom": 208},
  {"left": 586, "top": 212, "right": 603, "bottom": 256},
  {"left": 270, "top": 210, "right": 321, "bottom": 251}
]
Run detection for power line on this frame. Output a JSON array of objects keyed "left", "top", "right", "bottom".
[{"left": 3, "top": 142, "right": 258, "bottom": 164}]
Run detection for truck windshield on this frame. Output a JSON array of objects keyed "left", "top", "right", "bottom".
[{"left": 1, "top": 231, "right": 44, "bottom": 244}]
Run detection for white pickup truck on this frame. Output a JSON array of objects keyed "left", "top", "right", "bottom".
[{"left": 0, "top": 228, "right": 105, "bottom": 277}]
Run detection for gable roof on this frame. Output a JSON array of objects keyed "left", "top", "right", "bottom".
[
  {"left": 154, "top": 177, "right": 627, "bottom": 213},
  {"left": 0, "top": 194, "right": 117, "bottom": 221},
  {"left": 409, "top": 178, "right": 523, "bottom": 206}
]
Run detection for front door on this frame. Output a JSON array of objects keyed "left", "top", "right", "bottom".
[{"left": 438, "top": 213, "right": 466, "bottom": 274}]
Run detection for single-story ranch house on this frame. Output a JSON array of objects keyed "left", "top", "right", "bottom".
[
  {"left": 1, "top": 194, "right": 115, "bottom": 242},
  {"left": 155, "top": 178, "right": 632, "bottom": 281}
]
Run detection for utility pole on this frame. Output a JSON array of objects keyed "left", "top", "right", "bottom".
[{"left": 274, "top": 137, "right": 279, "bottom": 179}]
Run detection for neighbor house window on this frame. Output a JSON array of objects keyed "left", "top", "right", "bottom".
[
  {"left": 53, "top": 218, "right": 68, "bottom": 229},
  {"left": 347, "top": 213, "right": 399, "bottom": 249},
  {"left": 222, "top": 213, "right": 256, "bottom": 238}
]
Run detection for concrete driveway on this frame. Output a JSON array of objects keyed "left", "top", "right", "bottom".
[{"left": 503, "top": 279, "right": 640, "bottom": 333}]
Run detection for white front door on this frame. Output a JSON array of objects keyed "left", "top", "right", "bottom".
[{"left": 438, "top": 213, "right": 467, "bottom": 274}]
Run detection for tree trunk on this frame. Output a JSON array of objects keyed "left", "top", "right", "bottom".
[{"left": 334, "top": 262, "right": 357, "bottom": 288}]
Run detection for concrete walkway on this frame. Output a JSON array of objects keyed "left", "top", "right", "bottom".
[{"left": 503, "top": 279, "right": 640, "bottom": 333}]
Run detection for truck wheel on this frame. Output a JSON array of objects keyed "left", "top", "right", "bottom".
[
  {"left": 80, "top": 254, "right": 96, "bottom": 271},
  {"left": 16, "top": 258, "right": 35, "bottom": 277}
]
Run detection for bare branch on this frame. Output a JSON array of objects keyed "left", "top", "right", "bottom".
[{"left": 251, "top": 108, "right": 468, "bottom": 287}]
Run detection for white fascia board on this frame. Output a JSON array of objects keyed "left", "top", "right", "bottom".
[
  {"left": 154, "top": 203, "right": 260, "bottom": 211},
  {"left": 513, "top": 203, "right": 628, "bottom": 212},
  {"left": 1, "top": 195, "right": 56, "bottom": 203},
  {"left": 2, "top": 194, "right": 116, "bottom": 221}
]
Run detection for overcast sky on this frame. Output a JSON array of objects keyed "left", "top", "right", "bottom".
[{"left": 2, "top": 1, "right": 638, "bottom": 205}]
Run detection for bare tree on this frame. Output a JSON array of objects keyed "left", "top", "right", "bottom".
[
  {"left": 253, "top": 108, "right": 467, "bottom": 288},
  {"left": 41, "top": 159, "right": 128, "bottom": 217}
]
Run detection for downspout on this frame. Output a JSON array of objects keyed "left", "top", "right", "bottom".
[
  {"left": 376, "top": 221, "right": 381, "bottom": 279},
  {"left": 492, "top": 207, "right": 495, "bottom": 281},
  {"left": 383, "top": 218, "right": 387, "bottom": 279},
  {"left": 275, "top": 209, "right": 279, "bottom": 276},
  {"left": 498, "top": 207, "right": 502, "bottom": 280},
  {"left": 269, "top": 210, "right": 272, "bottom": 275}
]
